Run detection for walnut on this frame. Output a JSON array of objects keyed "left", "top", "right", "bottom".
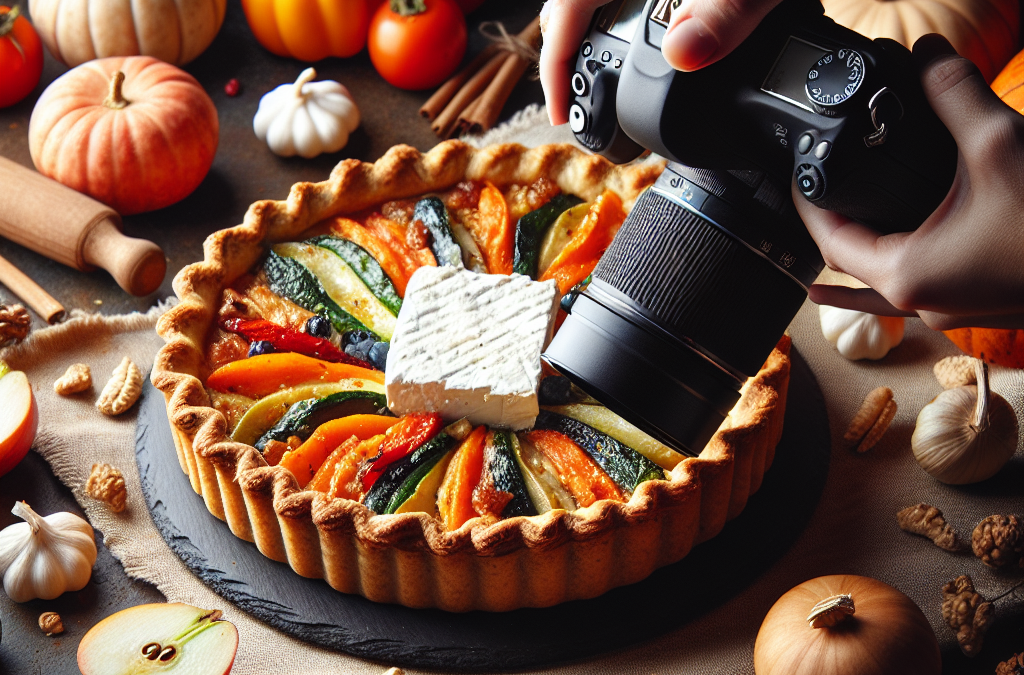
[
  {"left": 38, "top": 611, "right": 64, "bottom": 636},
  {"left": 0, "top": 304, "right": 31, "bottom": 345},
  {"left": 85, "top": 463, "right": 128, "bottom": 512},
  {"left": 972, "top": 515, "right": 1024, "bottom": 569},
  {"left": 96, "top": 356, "right": 142, "bottom": 416},
  {"left": 897, "top": 503, "right": 964, "bottom": 551},
  {"left": 934, "top": 355, "right": 978, "bottom": 389},
  {"left": 996, "top": 652, "right": 1024, "bottom": 675},
  {"left": 54, "top": 363, "right": 92, "bottom": 395},
  {"left": 843, "top": 386, "right": 897, "bottom": 452},
  {"left": 942, "top": 575, "right": 994, "bottom": 657}
]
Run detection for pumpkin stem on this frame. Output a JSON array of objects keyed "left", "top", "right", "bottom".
[
  {"left": 0, "top": 6, "right": 20, "bottom": 38},
  {"left": 807, "top": 594, "right": 855, "bottom": 629},
  {"left": 104, "top": 71, "right": 130, "bottom": 110},
  {"left": 293, "top": 68, "right": 318, "bottom": 98},
  {"left": 390, "top": 0, "right": 427, "bottom": 16},
  {"left": 970, "top": 359, "right": 989, "bottom": 432},
  {"left": 12, "top": 500, "right": 46, "bottom": 536}
]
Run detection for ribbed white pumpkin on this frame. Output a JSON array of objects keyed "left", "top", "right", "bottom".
[
  {"left": 0, "top": 501, "right": 97, "bottom": 602},
  {"left": 254, "top": 68, "right": 361, "bottom": 159},
  {"left": 820, "top": 305, "right": 905, "bottom": 360},
  {"left": 821, "top": 0, "right": 1019, "bottom": 82},
  {"left": 28, "top": 0, "right": 227, "bottom": 67}
]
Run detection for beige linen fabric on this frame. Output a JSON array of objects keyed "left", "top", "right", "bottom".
[{"left": 3, "top": 108, "right": 1021, "bottom": 674}]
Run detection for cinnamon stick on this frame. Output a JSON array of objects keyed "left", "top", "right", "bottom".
[
  {"left": 420, "top": 43, "right": 501, "bottom": 121},
  {"left": 0, "top": 253, "right": 65, "bottom": 323},
  {"left": 458, "top": 22, "right": 538, "bottom": 134},
  {"left": 431, "top": 51, "right": 508, "bottom": 139}
]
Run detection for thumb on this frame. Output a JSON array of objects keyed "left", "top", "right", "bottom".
[
  {"left": 912, "top": 34, "right": 1011, "bottom": 164},
  {"left": 661, "top": 0, "right": 783, "bottom": 71}
]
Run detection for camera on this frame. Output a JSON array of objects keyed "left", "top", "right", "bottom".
[{"left": 542, "top": 0, "right": 958, "bottom": 456}]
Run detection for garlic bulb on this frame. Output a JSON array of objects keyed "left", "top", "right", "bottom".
[
  {"left": 820, "top": 305, "right": 905, "bottom": 360},
  {"left": 253, "top": 67, "right": 360, "bottom": 159},
  {"left": 0, "top": 501, "right": 97, "bottom": 602},
  {"left": 913, "top": 360, "right": 1019, "bottom": 484}
]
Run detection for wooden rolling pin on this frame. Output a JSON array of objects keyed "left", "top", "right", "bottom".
[{"left": 0, "top": 156, "right": 166, "bottom": 297}]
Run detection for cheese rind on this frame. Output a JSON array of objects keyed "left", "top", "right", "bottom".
[{"left": 385, "top": 267, "right": 559, "bottom": 430}]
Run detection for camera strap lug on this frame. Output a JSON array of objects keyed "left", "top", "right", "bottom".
[{"left": 864, "top": 87, "right": 904, "bottom": 147}]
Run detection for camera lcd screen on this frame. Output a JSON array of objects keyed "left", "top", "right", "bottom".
[
  {"left": 601, "top": 0, "right": 648, "bottom": 42},
  {"left": 761, "top": 37, "right": 831, "bottom": 111}
]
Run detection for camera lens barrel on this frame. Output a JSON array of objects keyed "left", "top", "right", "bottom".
[{"left": 543, "top": 164, "right": 824, "bottom": 456}]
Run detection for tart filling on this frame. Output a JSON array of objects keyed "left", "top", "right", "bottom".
[{"left": 153, "top": 141, "right": 790, "bottom": 611}]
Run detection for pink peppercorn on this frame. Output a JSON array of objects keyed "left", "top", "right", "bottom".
[{"left": 225, "top": 79, "right": 240, "bottom": 97}]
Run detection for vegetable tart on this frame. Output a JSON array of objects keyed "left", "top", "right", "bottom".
[{"left": 152, "top": 141, "right": 791, "bottom": 612}]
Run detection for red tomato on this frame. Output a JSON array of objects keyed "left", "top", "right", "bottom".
[
  {"left": 0, "top": 6, "right": 44, "bottom": 108},
  {"left": 368, "top": 0, "right": 467, "bottom": 90}
]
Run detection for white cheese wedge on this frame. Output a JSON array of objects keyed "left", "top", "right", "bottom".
[{"left": 385, "top": 267, "right": 559, "bottom": 430}]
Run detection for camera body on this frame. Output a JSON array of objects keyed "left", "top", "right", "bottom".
[
  {"left": 544, "top": 0, "right": 958, "bottom": 456},
  {"left": 569, "top": 0, "right": 956, "bottom": 231}
]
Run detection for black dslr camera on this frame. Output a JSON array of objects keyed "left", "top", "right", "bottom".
[{"left": 542, "top": 0, "right": 957, "bottom": 456}]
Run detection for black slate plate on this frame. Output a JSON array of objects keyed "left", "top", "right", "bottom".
[{"left": 136, "top": 350, "right": 829, "bottom": 672}]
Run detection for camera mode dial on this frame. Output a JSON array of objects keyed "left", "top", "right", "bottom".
[{"left": 806, "top": 48, "right": 865, "bottom": 116}]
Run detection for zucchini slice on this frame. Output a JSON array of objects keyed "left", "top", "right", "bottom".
[
  {"left": 393, "top": 448, "right": 456, "bottom": 515},
  {"left": 413, "top": 197, "right": 464, "bottom": 268},
  {"left": 543, "top": 404, "right": 686, "bottom": 470},
  {"left": 485, "top": 430, "right": 537, "bottom": 518},
  {"left": 264, "top": 251, "right": 368, "bottom": 335},
  {"left": 513, "top": 433, "right": 576, "bottom": 514},
  {"left": 308, "top": 236, "right": 403, "bottom": 316},
  {"left": 533, "top": 410, "right": 665, "bottom": 492},
  {"left": 363, "top": 433, "right": 459, "bottom": 514},
  {"left": 254, "top": 390, "right": 389, "bottom": 452},
  {"left": 231, "top": 379, "right": 384, "bottom": 446},
  {"left": 513, "top": 194, "right": 583, "bottom": 278},
  {"left": 273, "top": 242, "right": 397, "bottom": 341},
  {"left": 537, "top": 200, "right": 590, "bottom": 277}
]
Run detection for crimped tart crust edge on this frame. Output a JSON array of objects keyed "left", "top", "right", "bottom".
[{"left": 151, "top": 140, "right": 790, "bottom": 612}]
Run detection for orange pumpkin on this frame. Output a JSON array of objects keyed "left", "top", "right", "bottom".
[
  {"left": 992, "top": 48, "right": 1024, "bottom": 112},
  {"left": 943, "top": 327, "right": 1024, "bottom": 368},
  {"left": 241, "top": 0, "right": 369, "bottom": 62},
  {"left": 28, "top": 56, "right": 218, "bottom": 216},
  {"left": 821, "top": 0, "right": 1020, "bottom": 82}
]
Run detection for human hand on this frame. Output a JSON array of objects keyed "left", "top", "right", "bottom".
[
  {"left": 798, "top": 34, "right": 1024, "bottom": 330},
  {"left": 539, "top": 0, "right": 784, "bottom": 125}
]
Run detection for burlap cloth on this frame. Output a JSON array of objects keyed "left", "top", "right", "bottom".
[{"left": 4, "top": 107, "right": 1022, "bottom": 674}]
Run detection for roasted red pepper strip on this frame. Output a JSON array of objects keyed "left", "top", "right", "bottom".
[
  {"left": 222, "top": 318, "right": 373, "bottom": 369},
  {"left": 360, "top": 413, "right": 444, "bottom": 491}
]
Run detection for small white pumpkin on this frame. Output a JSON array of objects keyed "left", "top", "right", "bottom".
[
  {"left": 254, "top": 68, "right": 360, "bottom": 159},
  {"left": 0, "top": 501, "right": 97, "bottom": 602},
  {"left": 819, "top": 305, "right": 905, "bottom": 360}
]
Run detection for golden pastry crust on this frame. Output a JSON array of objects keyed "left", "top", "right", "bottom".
[{"left": 152, "top": 140, "right": 790, "bottom": 611}]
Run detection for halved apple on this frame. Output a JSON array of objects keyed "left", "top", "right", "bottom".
[
  {"left": 78, "top": 603, "right": 239, "bottom": 675},
  {"left": 0, "top": 362, "right": 38, "bottom": 477}
]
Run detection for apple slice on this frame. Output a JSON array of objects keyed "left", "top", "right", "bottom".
[
  {"left": 78, "top": 603, "right": 238, "bottom": 675},
  {"left": 0, "top": 362, "right": 38, "bottom": 477}
]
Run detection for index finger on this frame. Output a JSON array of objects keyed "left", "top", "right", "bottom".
[{"left": 540, "top": 0, "right": 611, "bottom": 126}]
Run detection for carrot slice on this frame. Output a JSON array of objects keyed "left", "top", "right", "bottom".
[
  {"left": 328, "top": 216, "right": 414, "bottom": 296},
  {"left": 522, "top": 430, "right": 623, "bottom": 507},
  {"left": 437, "top": 426, "right": 487, "bottom": 531},
  {"left": 306, "top": 435, "right": 361, "bottom": 492},
  {"left": 280, "top": 414, "right": 400, "bottom": 486},
  {"left": 462, "top": 183, "right": 513, "bottom": 274},
  {"left": 206, "top": 352, "right": 384, "bottom": 398},
  {"left": 540, "top": 190, "right": 626, "bottom": 294},
  {"left": 326, "top": 435, "right": 387, "bottom": 501},
  {"left": 364, "top": 212, "right": 436, "bottom": 270}
]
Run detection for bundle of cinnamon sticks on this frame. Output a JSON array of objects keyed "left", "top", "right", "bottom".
[{"left": 420, "top": 17, "right": 541, "bottom": 139}]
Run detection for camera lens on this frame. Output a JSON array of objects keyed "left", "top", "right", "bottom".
[{"left": 543, "top": 163, "right": 824, "bottom": 456}]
